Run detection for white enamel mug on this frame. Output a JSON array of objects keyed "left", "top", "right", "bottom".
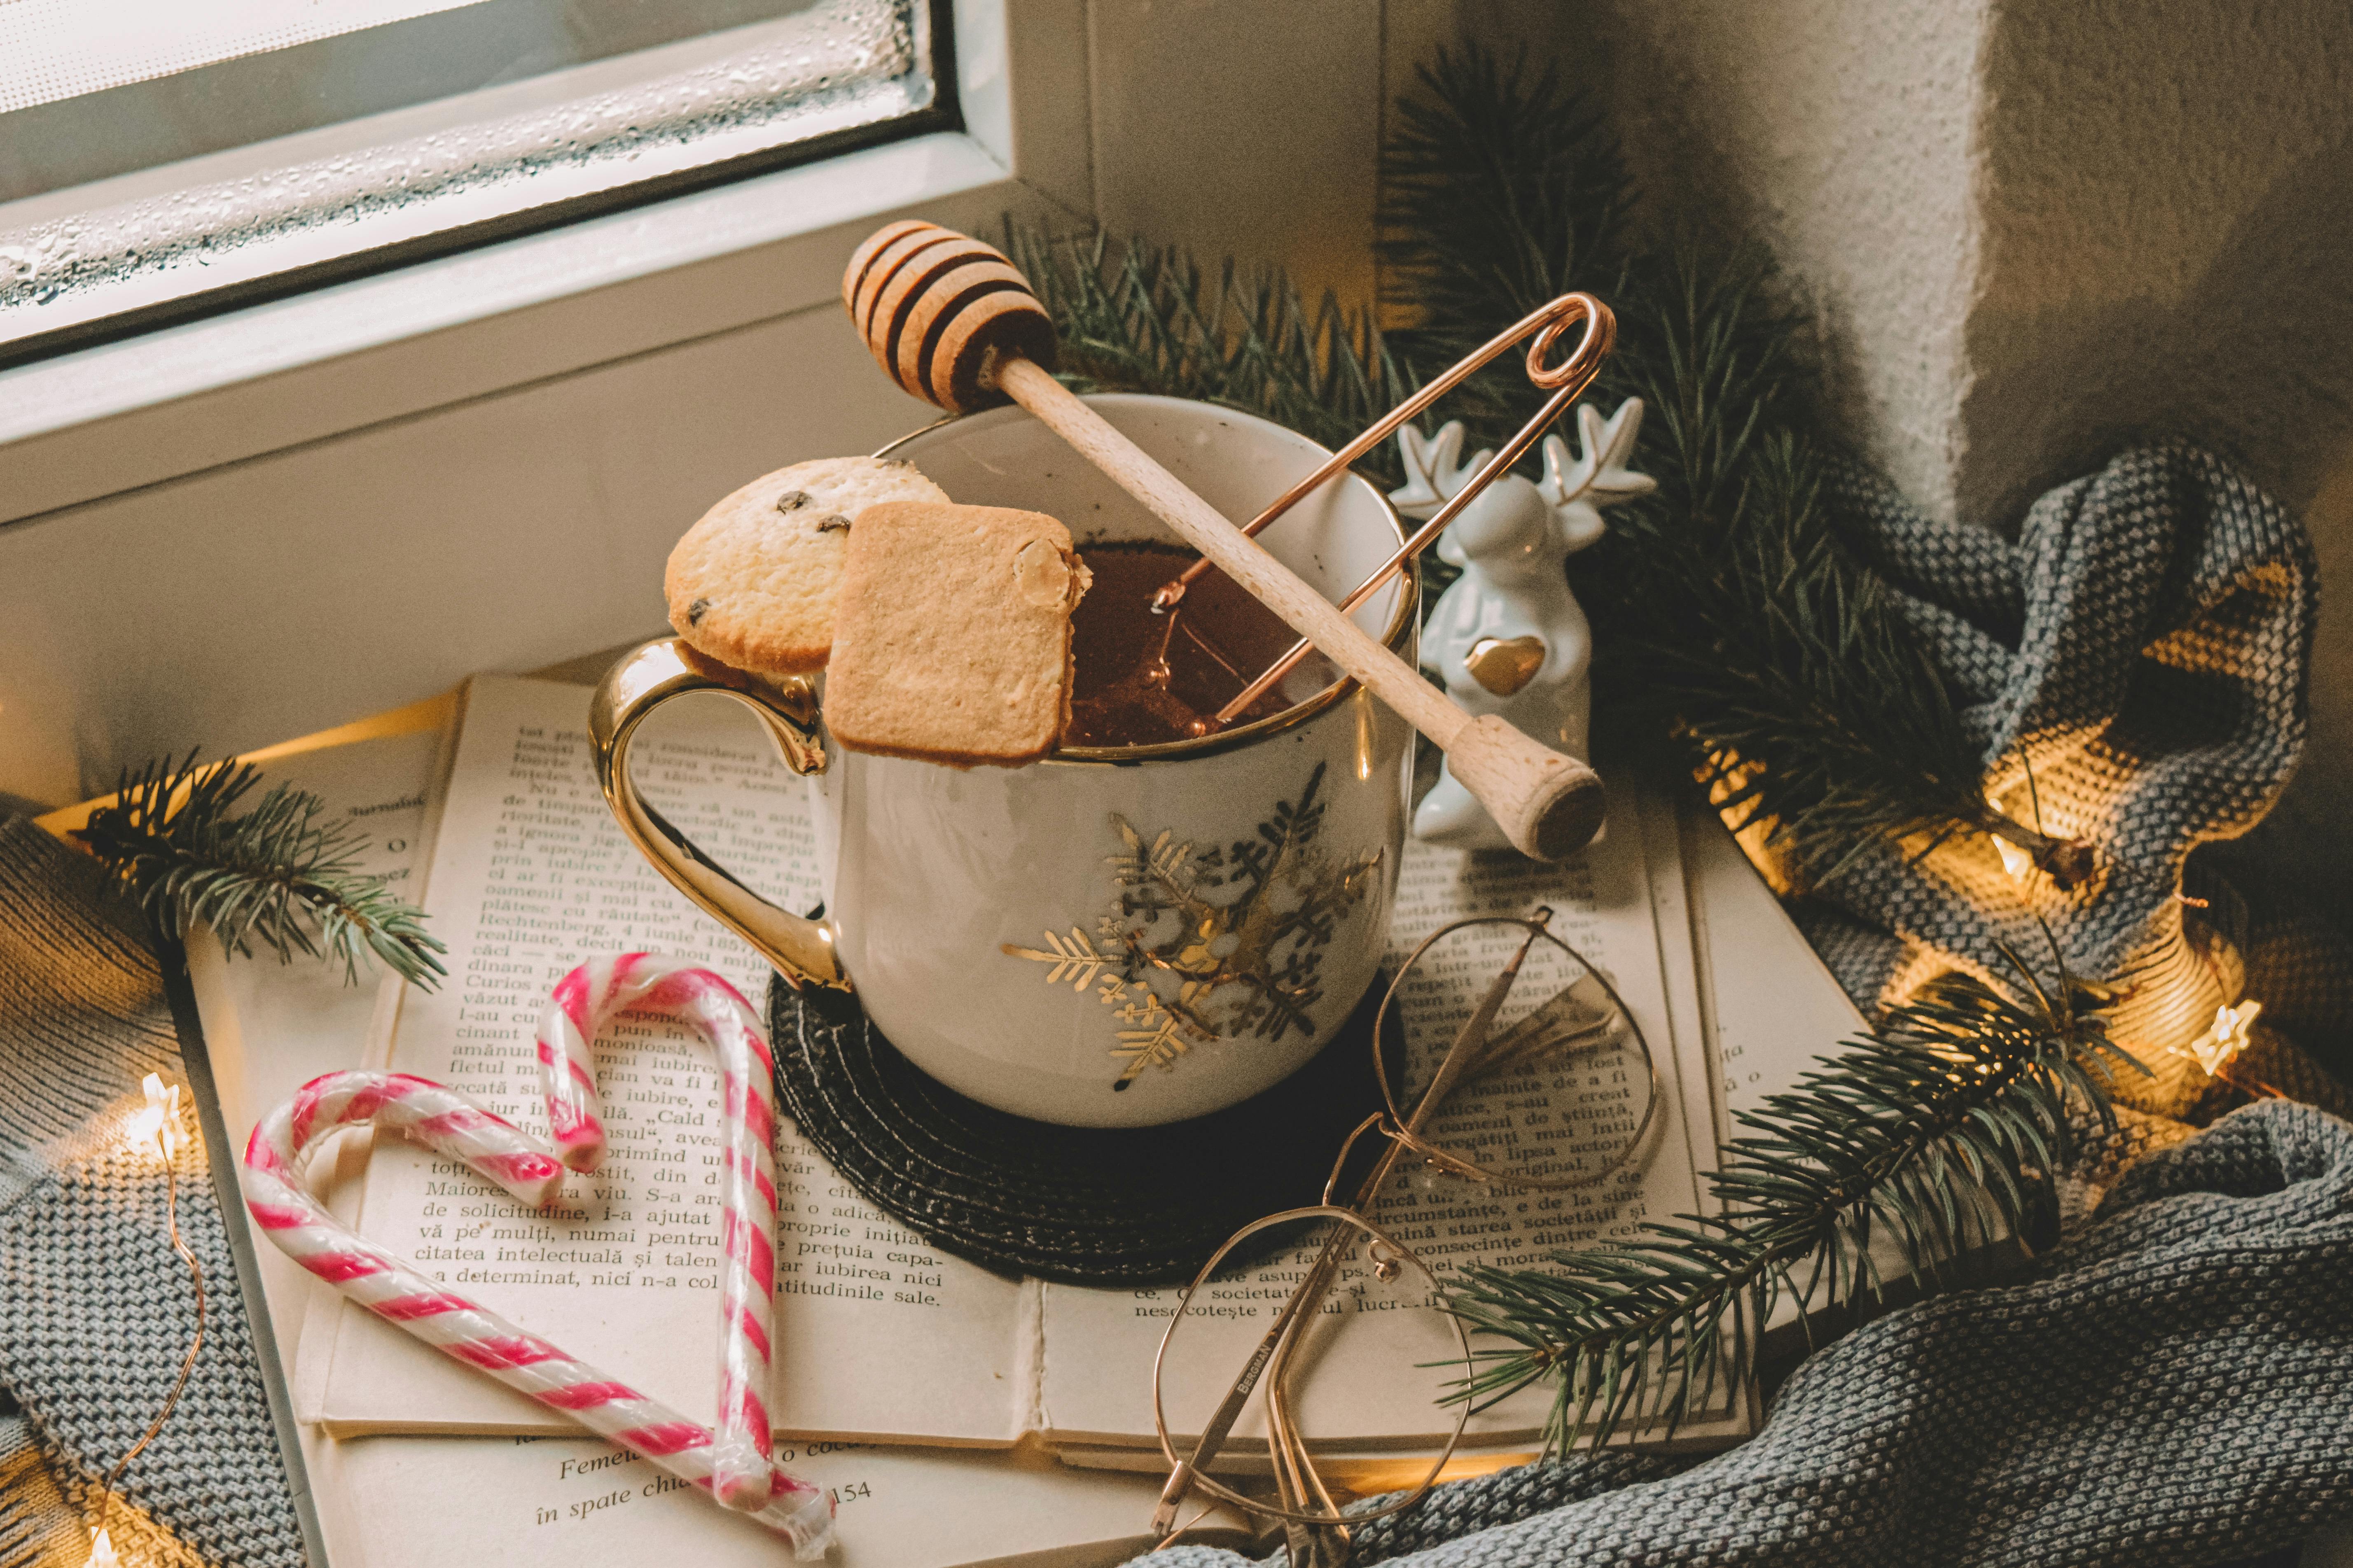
[{"left": 591, "top": 395, "right": 1416, "bottom": 1127}]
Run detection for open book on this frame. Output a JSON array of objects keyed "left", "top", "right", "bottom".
[
  {"left": 166, "top": 714, "right": 1262, "bottom": 1568},
  {"left": 295, "top": 674, "right": 1837, "bottom": 1458}
]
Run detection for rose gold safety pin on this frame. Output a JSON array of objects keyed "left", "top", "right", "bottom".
[{"left": 1151, "top": 293, "right": 1615, "bottom": 726}]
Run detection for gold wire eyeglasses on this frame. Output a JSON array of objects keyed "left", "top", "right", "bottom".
[{"left": 1147, "top": 908, "right": 1661, "bottom": 1566}]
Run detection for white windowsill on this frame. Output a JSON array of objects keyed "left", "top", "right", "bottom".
[
  {"left": 0, "top": 0, "right": 1092, "bottom": 810},
  {"left": 0, "top": 0, "right": 1097, "bottom": 527}
]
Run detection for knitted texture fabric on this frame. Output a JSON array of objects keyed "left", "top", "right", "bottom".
[
  {"left": 0, "top": 1405, "right": 85, "bottom": 1566},
  {"left": 1126, "top": 1098, "right": 2353, "bottom": 1568},
  {"left": 1125, "top": 449, "right": 2352, "bottom": 1568},
  {"left": 1792, "top": 444, "right": 2342, "bottom": 1118},
  {"left": 0, "top": 817, "right": 306, "bottom": 1568}
]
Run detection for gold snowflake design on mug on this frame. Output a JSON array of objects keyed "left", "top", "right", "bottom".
[{"left": 1002, "top": 763, "right": 1384, "bottom": 1091}]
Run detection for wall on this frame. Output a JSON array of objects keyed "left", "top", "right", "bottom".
[
  {"left": 1961, "top": 0, "right": 2353, "bottom": 525},
  {"left": 1588, "top": 0, "right": 1988, "bottom": 521},
  {"left": 1086, "top": 0, "right": 1384, "bottom": 307},
  {"left": 1081, "top": 0, "right": 1591, "bottom": 309}
]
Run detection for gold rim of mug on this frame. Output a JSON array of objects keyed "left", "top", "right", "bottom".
[{"left": 872, "top": 392, "right": 1421, "bottom": 766}]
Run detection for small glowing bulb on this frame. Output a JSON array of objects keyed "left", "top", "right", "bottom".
[
  {"left": 125, "top": 1073, "right": 183, "bottom": 1160},
  {"left": 1988, "top": 791, "right": 2036, "bottom": 881},
  {"left": 2184, "top": 999, "right": 2262, "bottom": 1077},
  {"left": 89, "top": 1526, "right": 120, "bottom": 1568}
]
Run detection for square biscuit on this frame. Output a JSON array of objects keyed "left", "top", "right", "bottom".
[
  {"left": 664, "top": 455, "right": 949, "bottom": 676},
  {"left": 824, "top": 502, "right": 1090, "bottom": 768}
]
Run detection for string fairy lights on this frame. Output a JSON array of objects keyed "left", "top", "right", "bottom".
[
  {"left": 86, "top": 1073, "right": 208, "bottom": 1568},
  {"left": 1982, "top": 781, "right": 2276, "bottom": 1105}
]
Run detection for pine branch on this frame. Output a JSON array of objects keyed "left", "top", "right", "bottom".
[
  {"left": 1374, "top": 53, "right": 2094, "bottom": 889},
  {"left": 72, "top": 751, "right": 446, "bottom": 988},
  {"left": 1005, "top": 225, "right": 1415, "bottom": 487},
  {"left": 1377, "top": 44, "right": 1637, "bottom": 332},
  {"left": 1444, "top": 959, "right": 2139, "bottom": 1447},
  {"left": 1376, "top": 42, "right": 1641, "bottom": 450}
]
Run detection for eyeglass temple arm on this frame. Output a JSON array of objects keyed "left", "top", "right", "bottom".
[
  {"left": 1149, "top": 919, "right": 1549, "bottom": 1539},
  {"left": 1150, "top": 1155, "right": 1404, "bottom": 1539},
  {"left": 1271, "top": 1371, "right": 1350, "bottom": 1568}
]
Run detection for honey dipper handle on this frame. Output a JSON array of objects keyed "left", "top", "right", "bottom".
[{"left": 993, "top": 357, "right": 1603, "bottom": 861}]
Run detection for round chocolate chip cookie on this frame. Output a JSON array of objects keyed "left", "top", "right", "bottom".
[{"left": 664, "top": 455, "right": 949, "bottom": 677}]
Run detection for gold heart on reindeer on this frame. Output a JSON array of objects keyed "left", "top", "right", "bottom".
[{"left": 1465, "top": 635, "right": 1546, "bottom": 696}]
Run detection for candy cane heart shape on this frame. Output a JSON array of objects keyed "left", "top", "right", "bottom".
[
  {"left": 240, "top": 1072, "right": 834, "bottom": 1559},
  {"left": 535, "top": 955, "right": 783, "bottom": 1514}
]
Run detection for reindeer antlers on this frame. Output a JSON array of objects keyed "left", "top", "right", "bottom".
[
  {"left": 1541, "top": 399, "right": 1656, "bottom": 511},
  {"left": 1393, "top": 422, "right": 1480, "bottom": 520},
  {"left": 1395, "top": 401, "right": 1655, "bottom": 527}
]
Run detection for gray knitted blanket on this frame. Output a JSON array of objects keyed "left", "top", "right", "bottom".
[
  {"left": 1799, "top": 445, "right": 2340, "bottom": 1116},
  {"left": 1129, "top": 1097, "right": 2353, "bottom": 1568},
  {"left": 1809, "top": 442, "right": 2313, "bottom": 978},
  {"left": 0, "top": 818, "right": 305, "bottom": 1568}
]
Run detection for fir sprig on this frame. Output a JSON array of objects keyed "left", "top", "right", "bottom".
[
  {"left": 1445, "top": 961, "right": 2136, "bottom": 1447},
  {"left": 73, "top": 751, "right": 446, "bottom": 988},
  {"left": 1376, "top": 44, "right": 1640, "bottom": 437},
  {"left": 1006, "top": 226, "right": 1414, "bottom": 486},
  {"left": 1589, "top": 248, "right": 2095, "bottom": 884}
]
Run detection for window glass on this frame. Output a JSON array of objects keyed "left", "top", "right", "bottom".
[
  {"left": 0, "top": 0, "right": 950, "bottom": 364},
  {"left": 1, "top": 0, "right": 837, "bottom": 200}
]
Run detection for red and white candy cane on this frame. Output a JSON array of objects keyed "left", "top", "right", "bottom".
[
  {"left": 535, "top": 954, "right": 780, "bottom": 1513},
  {"left": 240, "top": 1071, "right": 832, "bottom": 1559}
]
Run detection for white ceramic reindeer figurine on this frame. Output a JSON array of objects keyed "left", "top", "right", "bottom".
[{"left": 1392, "top": 399, "right": 1655, "bottom": 851}]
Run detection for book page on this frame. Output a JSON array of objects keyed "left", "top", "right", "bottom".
[
  {"left": 183, "top": 726, "right": 448, "bottom": 1568},
  {"left": 1034, "top": 783, "right": 1729, "bottom": 1451},
  {"left": 1680, "top": 807, "right": 1867, "bottom": 1135},
  {"left": 315, "top": 675, "right": 1027, "bottom": 1443},
  {"left": 317, "top": 1434, "right": 1252, "bottom": 1568}
]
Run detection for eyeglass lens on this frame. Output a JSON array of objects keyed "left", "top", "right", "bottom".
[{"left": 1381, "top": 915, "right": 1657, "bottom": 1191}]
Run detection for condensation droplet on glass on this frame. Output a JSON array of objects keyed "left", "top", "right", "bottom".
[{"left": 0, "top": 0, "right": 930, "bottom": 325}]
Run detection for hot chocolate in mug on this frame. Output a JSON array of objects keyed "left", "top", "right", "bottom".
[{"left": 590, "top": 395, "right": 1416, "bottom": 1128}]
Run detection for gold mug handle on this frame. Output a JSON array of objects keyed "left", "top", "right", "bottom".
[{"left": 587, "top": 637, "right": 852, "bottom": 992}]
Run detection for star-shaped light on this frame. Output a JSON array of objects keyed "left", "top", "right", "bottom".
[{"left": 2184, "top": 999, "right": 2263, "bottom": 1077}]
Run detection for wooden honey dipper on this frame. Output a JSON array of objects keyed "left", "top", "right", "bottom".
[{"left": 842, "top": 220, "right": 1605, "bottom": 861}]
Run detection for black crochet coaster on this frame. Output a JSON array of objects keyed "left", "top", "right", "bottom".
[{"left": 766, "top": 975, "right": 1399, "bottom": 1287}]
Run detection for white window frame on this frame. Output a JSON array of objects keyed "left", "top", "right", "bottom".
[
  {"left": 0, "top": 0, "right": 1091, "bottom": 810},
  {"left": 0, "top": 0, "right": 1088, "bottom": 523}
]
